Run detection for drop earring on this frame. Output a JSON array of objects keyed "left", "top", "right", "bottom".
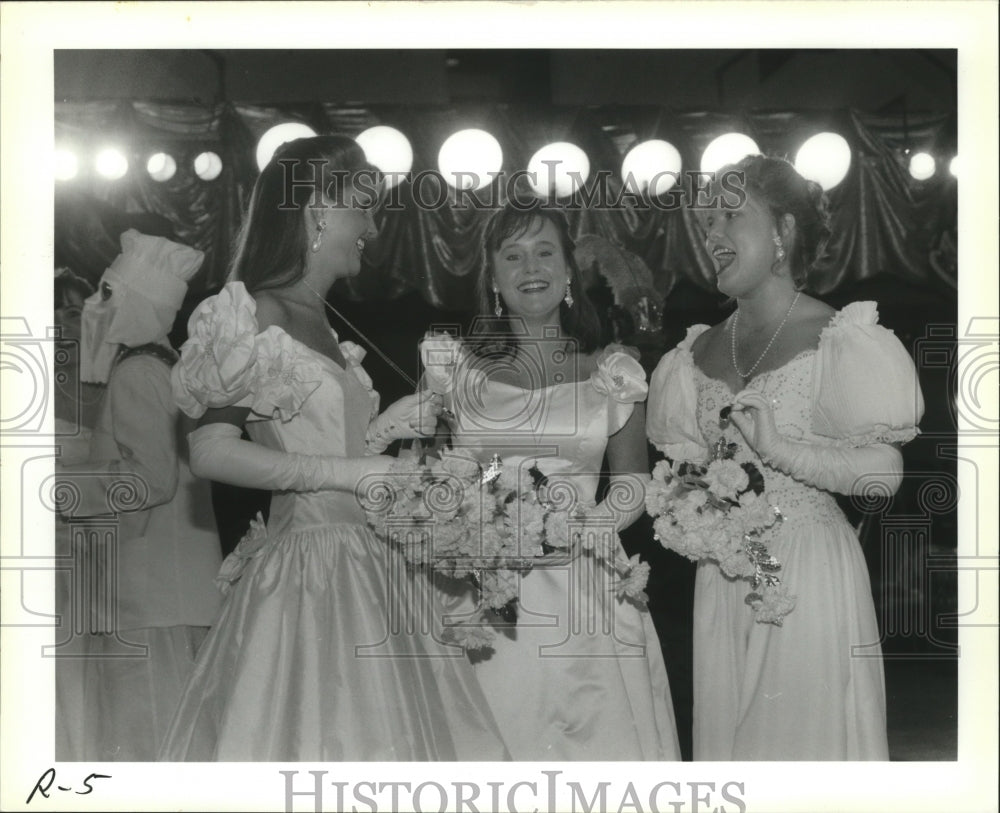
[
  {"left": 311, "top": 219, "right": 327, "bottom": 253},
  {"left": 773, "top": 233, "right": 786, "bottom": 263},
  {"left": 493, "top": 286, "right": 503, "bottom": 317},
  {"left": 564, "top": 278, "right": 574, "bottom": 308}
]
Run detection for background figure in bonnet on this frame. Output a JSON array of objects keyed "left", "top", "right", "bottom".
[{"left": 55, "top": 230, "right": 223, "bottom": 761}]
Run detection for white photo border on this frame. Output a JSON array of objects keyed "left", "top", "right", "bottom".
[{"left": 1, "top": 2, "right": 996, "bottom": 812}]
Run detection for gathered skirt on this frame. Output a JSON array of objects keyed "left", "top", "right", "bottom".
[
  {"left": 693, "top": 513, "right": 889, "bottom": 761},
  {"left": 159, "top": 522, "right": 508, "bottom": 761},
  {"left": 447, "top": 552, "right": 680, "bottom": 760}
]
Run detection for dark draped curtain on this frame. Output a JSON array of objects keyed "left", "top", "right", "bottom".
[
  {"left": 55, "top": 101, "right": 956, "bottom": 306},
  {"left": 53, "top": 102, "right": 959, "bottom": 737},
  {"left": 52, "top": 101, "right": 959, "bottom": 762}
]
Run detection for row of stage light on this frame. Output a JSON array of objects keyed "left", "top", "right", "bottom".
[
  {"left": 55, "top": 121, "right": 958, "bottom": 195},
  {"left": 55, "top": 147, "right": 224, "bottom": 183}
]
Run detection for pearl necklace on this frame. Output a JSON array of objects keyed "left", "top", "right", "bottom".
[{"left": 730, "top": 292, "right": 801, "bottom": 380}]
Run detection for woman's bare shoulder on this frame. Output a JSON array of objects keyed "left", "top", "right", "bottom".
[
  {"left": 793, "top": 296, "right": 838, "bottom": 342},
  {"left": 798, "top": 295, "right": 836, "bottom": 321},
  {"left": 575, "top": 349, "right": 603, "bottom": 378},
  {"left": 252, "top": 290, "right": 292, "bottom": 332},
  {"left": 690, "top": 320, "right": 727, "bottom": 359}
]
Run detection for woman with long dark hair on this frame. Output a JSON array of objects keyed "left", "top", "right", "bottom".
[
  {"left": 432, "top": 201, "right": 680, "bottom": 760},
  {"left": 160, "top": 135, "right": 508, "bottom": 761}
]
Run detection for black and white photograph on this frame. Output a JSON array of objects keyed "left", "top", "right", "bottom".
[{"left": 1, "top": 2, "right": 997, "bottom": 812}]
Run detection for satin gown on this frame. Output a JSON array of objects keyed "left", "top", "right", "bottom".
[
  {"left": 159, "top": 282, "right": 508, "bottom": 761},
  {"left": 444, "top": 346, "right": 681, "bottom": 760},
  {"left": 647, "top": 302, "right": 924, "bottom": 760}
]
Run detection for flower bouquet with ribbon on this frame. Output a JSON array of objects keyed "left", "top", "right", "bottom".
[
  {"left": 645, "top": 434, "right": 795, "bottom": 624},
  {"left": 362, "top": 448, "right": 650, "bottom": 650}
]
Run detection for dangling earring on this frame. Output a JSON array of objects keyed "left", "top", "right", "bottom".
[
  {"left": 564, "top": 278, "right": 574, "bottom": 308},
  {"left": 311, "top": 219, "right": 327, "bottom": 253},
  {"left": 493, "top": 286, "right": 503, "bottom": 317},
  {"left": 773, "top": 233, "right": 786, "bottom": 263}
]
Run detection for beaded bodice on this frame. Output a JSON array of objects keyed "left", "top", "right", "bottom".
[
  {"left": 688, "top": 343, "right": 845, "bottom": 536},
  {"left": 649, "top": 303, "right": 925, "bottom": 544}
]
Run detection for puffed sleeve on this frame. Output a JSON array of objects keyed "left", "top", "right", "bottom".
[
  {"left": 172, "top": 281, "right": 322, "bottom": 422},
  {"left": 589, "top": 344, "right": 649, "bottom": 435},
  {"left": 812, "top": 301, "right": 925, "bottom": 446},
  {"left": 646, "top": 325, "right": 711, "bottom": 462},
  {"left": 172, "top": 282, "right": 260, "bottom": 418}
]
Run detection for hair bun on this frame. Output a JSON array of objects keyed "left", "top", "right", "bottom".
[
  {"left": 724, "top": 154, "right": 836, "bottom": 291},
  {"left": 805, "top": 178, "right": 830, "bottom": 217},
  {"left": 802, "top": 180, "right": 832, "bottom": 278}
]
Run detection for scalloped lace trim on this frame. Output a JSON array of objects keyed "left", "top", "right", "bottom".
[
  {"left": 819, "top": 301, "right": 879, "bottom": 345},
  {"left": 834, "top": 424, "right": 920, "bottom": 448}
]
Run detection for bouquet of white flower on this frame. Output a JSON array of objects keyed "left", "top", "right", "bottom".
[
  {"left": 362, "top": 449, "right": 650, "bottom": 650},
  {"left": 646, "top": 437, "right": 796, "bottom": 624}
]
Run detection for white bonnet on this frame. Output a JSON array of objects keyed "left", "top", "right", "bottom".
[{"left": 102, "top": 229, "right": 204, "bottom": 309}]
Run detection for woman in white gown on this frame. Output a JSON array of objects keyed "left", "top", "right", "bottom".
[
  {"left": 434, "top": 202, "right": 680, "bottom": 760},
  {"left": 647, "top": 155, "right": 924, "bottom": 760},
  {"left": 160, "top": 135, "right": 508, "bottom": 761}
]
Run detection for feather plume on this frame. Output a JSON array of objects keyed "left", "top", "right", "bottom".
[{"left": 574, "top": 234, "right": 664, "bottom": 334}]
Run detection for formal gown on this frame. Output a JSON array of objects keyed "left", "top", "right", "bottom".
[
  {"left": 159, "top": 282, "right": 508, "bottom": 761},
  {"left": 443, "top": 345, "right": 681, "bottom": 760},
  {"left": 647, "top": 302, "right": 924, "bottom": 760}
]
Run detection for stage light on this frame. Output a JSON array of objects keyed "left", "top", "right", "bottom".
[
  {"left": 527, "top": 142, "right": 590, "bottom": 199},
  {"left": 256, "top": 122, "right": 317, "bottom": 171},
  {"left": 794, "top": 132, "right": 851, "bottom": 190},
  {"left": 700, "top": 133, "right": 760, "bottom": 175},
  {"left": 147, "top": 152, "right": 177, "bottom": 182},
  {"left": 194, "top": 151, "right": 223, "bottom": 181},
  {"left": 622, "top": 140, "right": 682, "bottom": 197},
  {"left": 54, "top": 149, "right": 78, "bottom": 181},
  {"left": 438, "top": 129, "right": 503, "bottom": 191},
  {"left": 908, "top": 152, "right": 936, "bottom": 181},
  {"left": 95, "top": 148, "right": 129, "bottom": 180},
  {"left": 949, "top": 156, "right": 958, "bottom": 178},
  {"left": 356, "top": 126, "right": 413, "bottom": 189}
]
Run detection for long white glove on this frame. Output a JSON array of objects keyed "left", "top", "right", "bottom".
[
  {"left": 189, "top": 422, "right": 391, "bottom": 493},
  {"left": 365, "top": 391, "right": 443, "bottom": 454},
  {"left": 730, "top": 390, "right": 903, "bottom": 496}
]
